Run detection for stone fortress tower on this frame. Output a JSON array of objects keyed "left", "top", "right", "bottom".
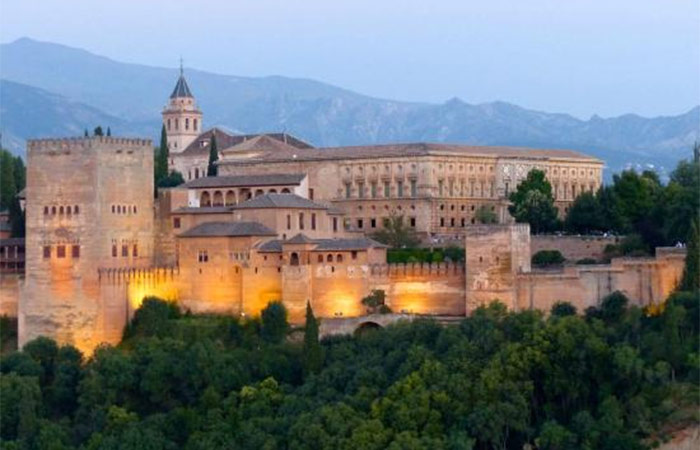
[
  {"left": 161, "top": 64, "right": 202, "bottom": 154},
  {"left": 19, "top": 137, "right": 154, "bottom": 353}
]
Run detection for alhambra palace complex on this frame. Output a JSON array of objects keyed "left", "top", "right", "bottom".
[{"left": 0, "top": 72, "right": 686, "bottom": 354}]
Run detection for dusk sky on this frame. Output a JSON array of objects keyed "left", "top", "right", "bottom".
[{"left": 1, "top": 0, "right": 698, "bottom": 119}]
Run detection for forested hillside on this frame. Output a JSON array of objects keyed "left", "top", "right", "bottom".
[{"left": 1, "top": 289, "right": 698, "bottom": 449}]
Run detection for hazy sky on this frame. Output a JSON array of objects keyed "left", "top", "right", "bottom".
[{"left": 1, "top": 0, "right": 698, "bottom": 118}]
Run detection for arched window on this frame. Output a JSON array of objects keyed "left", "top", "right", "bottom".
[
  {"left": 74, "top": 205, "right": 79, "bottom": 214},
  {"left": 193, "top": 118, "right": 198, "bottom": 131},
  {"left": 51, "top": 206, "right": 56, "bottom": 215},
  {"left": 281, "top": 188, "right": 291, "bottom": 194},
  {"left": 44, "top": 206, "right": 49, "bottom": 215},
  {"left": 213, "top": 191, "right": 223, "bottom": 206},
  {"left": 59, "top": 206, "right": 64, "bottom": 215},
  {"left": 200, "top": 191, "right": 211, "bottom": 207},
  {"left": 185, "top": 118, "right": 189, "bottom": 130},
  {"left": 327, "top": 254, "right": 333, "bottom": 262},
  {"left": 225, "top": 190, "right": 235, "bottom": 205},
  {"left": 268, "top": 189, "right": 277, "bottom": 194},
  {"left": 255, "top": 189, "right": 264, "bottom": 197},
  {"left": 195, "top": 168, "right": 199, "bottom": 178},
  {"left": 133, "top": 206, "right": 137, "bottom": 214},
  {"left": 66, "top": 206, "right": 71, "bottom": 215},
  {"left": 290, "top": 252, "right": 300, "bottom": 266},
  {"left": 317, "top": 254, "right": 323, "bottom": 263},
  {"left": 111, "top": 205, "right": 115, "bottom": 213},
  {"left": 336, "top": 254, "right": 343, "bottom": 262}
]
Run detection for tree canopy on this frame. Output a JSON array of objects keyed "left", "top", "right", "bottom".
[
  {"left": 508, "top": 169, "right": 559, "bottom": 233},
  {"left": 1, "top": 291, "right": 697, "bottom": 449}
]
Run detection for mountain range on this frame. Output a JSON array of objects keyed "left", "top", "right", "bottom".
[{"left": 1, "top": 37, "right": 698, "bottom": 175}]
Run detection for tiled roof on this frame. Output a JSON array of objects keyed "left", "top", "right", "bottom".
[
  {"left": 173, "top": 206, "right": 234, "bottom": 214},
  {"left": 255, "top": 236, "right": 387, "bottom": 253},
  {"left": 218, "top": 142, "right": 601, "bottom": 164},
  {"left": 234, "top": 193, "right": 327, "bottom": 210},
  {"left": 286, "top": 233, "right": 316, "bottom": 244},
  {"left": 182, "top": 173, "right": 305, "bottom": 189},
  {"left": 0, "top": 237, "right": 24, "bottom": 246},
  {"left": 312, "top": 238, "right": 388, "bottom": 251},
  {"left": 179, "top": 128, "right": 313, "bottom": 157},
  {"left": 256, "top": 240, "right": 283, "bottom": 252},
  {"left": 170, "top": 75, "right": 193, "bottom": 98},
  {"left": 179, "top": 221, "right": 277, "bottom": 238}
]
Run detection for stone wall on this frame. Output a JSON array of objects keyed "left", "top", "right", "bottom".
[
  {"left": 531, "top": 234, "right": 618, "bottom": 261},
  {"left": 0, "top": 274, "right": 21, "bottom": 317},
  {"left": 515, "top": 248, "right": 685, "bottom": 313}
]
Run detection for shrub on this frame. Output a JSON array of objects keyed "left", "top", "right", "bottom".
[
  {"left": 551, "top": 301, "right": 577, "bottom": 317},
  {"left": 576, "top": 258, "right": 598, "bottom": 265},
  {"left": 123, "top": 297, "right": 181, "bottom": 339},
  {"left": 532, "top": 250, "right": 565, "bottom": 267},
  {"left": 261, "top": 301, "right": 289, "bottom": 344}
]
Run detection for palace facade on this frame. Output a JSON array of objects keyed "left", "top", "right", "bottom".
[{"left": 8, "top": 71, "right": 683, "bottom": 355}]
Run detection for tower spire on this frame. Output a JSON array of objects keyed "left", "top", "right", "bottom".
[{"left": 179, "top": 57, "right": 183, "bottom": 77}]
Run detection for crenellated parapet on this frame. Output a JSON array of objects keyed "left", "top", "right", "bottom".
[
  {"left": 370, "top": 262, "right": 465, "bottom": 277},
  {"left": 98, "top": 266, "right": 179, "bottom": 285},
  {"left": 27, "top": 136, "right": 152, "bottom": 152}
]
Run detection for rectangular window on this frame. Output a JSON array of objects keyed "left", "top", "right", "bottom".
[
  {"left": 309, "top": 188, "right": 314, "bottom": 200},
  {"left": 311, "top": 213, "right": 316, "bottom": 230},
  {"left": 397, "top": 181, "right": 404, "bottom": 197},
  {"left": 122, "top": 245, "right": 128, "bottom": 257},
  {"left": 371, "top": 183, "right": 377, "bottom": 198},
  {"left": 351, "top": 251, "right": 358, "bottom": 260},
  {"left": 43, "top": 246, "right": 51, "bottom": 259},
  {"left": 440, "top": 217, "right": 445, "bottom": 227},
  {"left": 112, "top": 245, "right": 117, "bottom": 258},
  {"left": 57, "top": 245, "right": 66, "bottom": 258},
  {"left": 370, "top": 218, "right": 377, "bottom": 228},
  {"left": 287, "top": 214, "right": 291, "bottom": 230},
  {"left": 384, "top": 182, "right": 390, "bottom": 198},
  {"left": 357, "top": 218, "right": 364, "bottom": 229},
  {"left": 198, "top": 250, "right": 209, "bottom": 263},
  {"left": 173, "top": 217, "right": 181, "bottom": 229},
  {"left": 410, "top": 217, "right": 416, "bottom": 227},
  {"left": 333, "top": 217, "right": 338, "bottom": 232},
  {"left": 450, "top": 181, "right": 455, "bottom": 197},
  {"left": 299, "top": 213, "right": 304, "bottom": 230},
  {"left": 133, "top": 244, "right": 138, "bottom": 258},
  {"left": 345, "top": 183, "right": 352, "bottom": 199},
  {"left": 410, "top": 180, "right": 417, "bottom": 197},
  {"left": 71, "top": 245, "right": 80, "bottom": 258}
]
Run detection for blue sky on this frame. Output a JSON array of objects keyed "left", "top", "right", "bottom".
[{"left": 1, "top": 0, "right": 698, "bottom": 118}]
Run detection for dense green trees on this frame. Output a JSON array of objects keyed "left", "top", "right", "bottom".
[
  {"left": 207, "top": 135, "right": 218, "bottom": 177},
  {"left": 153, "top": 126, "right": 186, "bottom": 190},
  {"left": 508, "top": 169, "right": 559, "bottom": 233},
  {"left": 561, "top": 155, "right": 699, "bottom": 251},
  {"left": 0, "top": 148, "right": 26, "bottom": 237},
  {"left": 1, "top": 294, "right": 697, "bottom": 449}
]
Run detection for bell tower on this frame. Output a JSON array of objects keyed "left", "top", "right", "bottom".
[{"left": 162, "top": 61, "right": 202, "bottom": 154}]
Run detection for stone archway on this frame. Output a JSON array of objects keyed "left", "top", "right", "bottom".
[{"left": 354, "top": 321, "right": 382, "bottom": 336}]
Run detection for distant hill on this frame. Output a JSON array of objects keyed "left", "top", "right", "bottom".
[{"left": 1, "top": 37, "right": 698, "bottom": 174}]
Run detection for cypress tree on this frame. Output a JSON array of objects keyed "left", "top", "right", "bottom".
[
  {"left": 84, "top": 129, "right": 88, "bottom": 137},
  {"left": 106, "top": 127, "right": 111, "bottom": 136},
  {"left": 93, "top": 126, "right": 103, "bottom": 136},
  {"left": 302, "top": 301, "right": 323, "bottom": 376},
  {"left": 207, "top": 135, "right": 218, "bottom": 177},
  {"left": 155, "top": 125, "right": 169, "bottom": 185},
  {"left": 680, "top": 218, "right": 699, "bottom": 292}
]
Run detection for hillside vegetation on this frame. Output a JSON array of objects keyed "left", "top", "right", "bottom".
[{"left": 1, "top": 288, "right": 698, "bottom": 449}]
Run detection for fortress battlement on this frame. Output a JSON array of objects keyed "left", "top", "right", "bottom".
[
  {"left": 98, "top": 266, "right": 179, "bottom": 284},
  {"left": 370, "top": 262, "right": 465, "bottom": 277},
  {"left": 27, "top": 136, "right": 152, "bottom": 151}
]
